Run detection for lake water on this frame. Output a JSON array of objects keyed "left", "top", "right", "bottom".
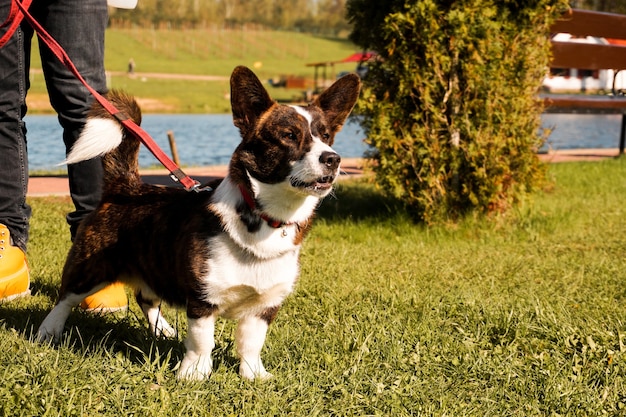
[{"left": 24, "top": 113, "right": 622, "bottom": 171}]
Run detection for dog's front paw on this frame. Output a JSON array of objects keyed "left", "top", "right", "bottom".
[
  {"left": 239, "top": 362, "right": 273, "bottom": 381},
  {"left": 177, "top": 354, "right": 213, "bottom": 380}
]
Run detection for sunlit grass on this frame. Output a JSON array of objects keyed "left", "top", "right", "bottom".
[{"left": 1, "top": 160, "right": 626, "bottom": 415}]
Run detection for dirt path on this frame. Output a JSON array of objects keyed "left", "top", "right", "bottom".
[
  {"left": 111, "top": 71, "right": 228, "bottom": 81},
  {"left": 30, "top": 68, "right": 228, "bottom": 82},
  {"left": 27, "top": 70, "right": 228, "bottom": 113}
]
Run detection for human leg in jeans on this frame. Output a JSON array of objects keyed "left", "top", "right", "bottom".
[
  {"left": 0, "top": 0, "right": 126, "bottom": 309},
  {"left": 30, "top": 0, "right": 107, "bottom": 238},
  {"left": 0, "top": 0, "right": 33, "bottom": 300}
]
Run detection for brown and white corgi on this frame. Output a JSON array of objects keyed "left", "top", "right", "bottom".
[{"left": 37, "top": 66, "right": 360, "bottom": 380}]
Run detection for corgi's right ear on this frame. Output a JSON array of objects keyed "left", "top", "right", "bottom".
[{"left": 230, "top": 66, "right": 276, "bottom": 138}]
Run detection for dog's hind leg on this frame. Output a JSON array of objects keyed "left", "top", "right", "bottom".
[
  {"left": 135, "top": 289, "right": 176, "bottom": 338},
  {"left": 37, "top": 283, "right": 109, "bottom": 343}
]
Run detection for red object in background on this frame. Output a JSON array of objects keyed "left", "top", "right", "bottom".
[{"left": 341, "top": 52, "right": 376, "bottom": 63}]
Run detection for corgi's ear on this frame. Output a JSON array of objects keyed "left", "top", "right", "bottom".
[
  {"left": 230, "top": 66, "right": 276, "bottom": 137},
  {"left": 313, "top": 73, "right": 361, "bottom": 135}
]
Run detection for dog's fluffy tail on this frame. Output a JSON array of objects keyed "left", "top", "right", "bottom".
[{"left": 65, "top": 90, "right": 143, "bottom": 192}]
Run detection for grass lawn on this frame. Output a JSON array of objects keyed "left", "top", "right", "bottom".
[
  {"left": 1, "top": 159, "right": 626, "bottom": 415},
  {"left": 27, "top": 28, "right": 359, "bottom": 114}
]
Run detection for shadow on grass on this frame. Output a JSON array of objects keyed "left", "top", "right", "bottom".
[
  {"left": 0, "top": 300, "right": 239, "bottom": 377},
  {"left": 316, "top": 180, "right": 411, "bottom": 223},
  {"left": 31, "top": 275, "right": 64, "bottom": 301}
]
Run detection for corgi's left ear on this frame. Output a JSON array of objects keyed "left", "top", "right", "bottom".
[
  {"left": 230, "top": 66, "right": 275, "bottom": 137},
  {"left": 313, "top": 73, "right": 361, "bottom": 135}
]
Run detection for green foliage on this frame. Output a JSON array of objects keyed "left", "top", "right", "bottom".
[
  {"left": 347, "top": 0, "right": 569, "bottom": 223},
  {"left": 577, "top": 0, "right": 626, "bottom": 14},
  {"left": 109, "top": 0, "right": 352, "bottom": 35}
]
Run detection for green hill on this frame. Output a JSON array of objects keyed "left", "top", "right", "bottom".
[{"left": 28, "top": 28, "right": 360, "bottom": 114}]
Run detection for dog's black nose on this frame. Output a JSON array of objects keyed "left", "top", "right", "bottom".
[{"left": 320, "top": 151, "right": 341, "bottom": 171}]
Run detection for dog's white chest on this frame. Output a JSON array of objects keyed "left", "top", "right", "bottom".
[{"left": 202, "top": 235, "right": 300, "bottom": 318}]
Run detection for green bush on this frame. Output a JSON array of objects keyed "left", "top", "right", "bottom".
[{"left": 347, "top": 0, "right": 569, "bottom": 223}]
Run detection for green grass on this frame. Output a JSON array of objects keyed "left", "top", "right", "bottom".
[
  {"left": 104, "top": 29, "right": 356, "bottom": 78},
  {"left": 2, "top": 159, "right": 626, "bottom": 415},
  {"left": 28, "top": 29, "right": 359, "bottom": 113}
]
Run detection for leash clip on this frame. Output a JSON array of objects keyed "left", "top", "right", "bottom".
[
  {"left": 190, "top": 182, "right": 213, "bottom": 193},
  {"left": 168, "top": 174, "right": 212, "bottom": 193}
]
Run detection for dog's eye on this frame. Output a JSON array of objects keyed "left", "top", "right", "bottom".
[
  {"left": 322, "top": 133, "right": 330, "bottom": 141},
  {"left": 284, "top": 132, "right": 297, "bottom": 141}
]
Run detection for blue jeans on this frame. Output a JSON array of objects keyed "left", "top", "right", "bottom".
[{"left": 0, "top": 0, "right": 108, "bottom": 252}]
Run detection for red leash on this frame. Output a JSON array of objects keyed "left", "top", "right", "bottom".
[
  {"left": 0, "top": 0, "right": 31, "bottom": 46},
  {"left": 1, "top": 0, "right": 202, "bottom": 192}
]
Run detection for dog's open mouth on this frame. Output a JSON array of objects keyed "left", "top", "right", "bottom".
[{"left": 291, "top": 175, "right": 335, "bottom": 192}]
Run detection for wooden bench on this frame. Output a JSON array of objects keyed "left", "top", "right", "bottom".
[{"left": 543, "top": 9, "right": 626, "bottom": 153}]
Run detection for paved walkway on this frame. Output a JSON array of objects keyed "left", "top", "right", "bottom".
[
  {"left": 27, "top": 150, "right": 621, "bottom": 197},
  {"left": 27, "top": 158, "right": 366, "bottom": 197}
]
